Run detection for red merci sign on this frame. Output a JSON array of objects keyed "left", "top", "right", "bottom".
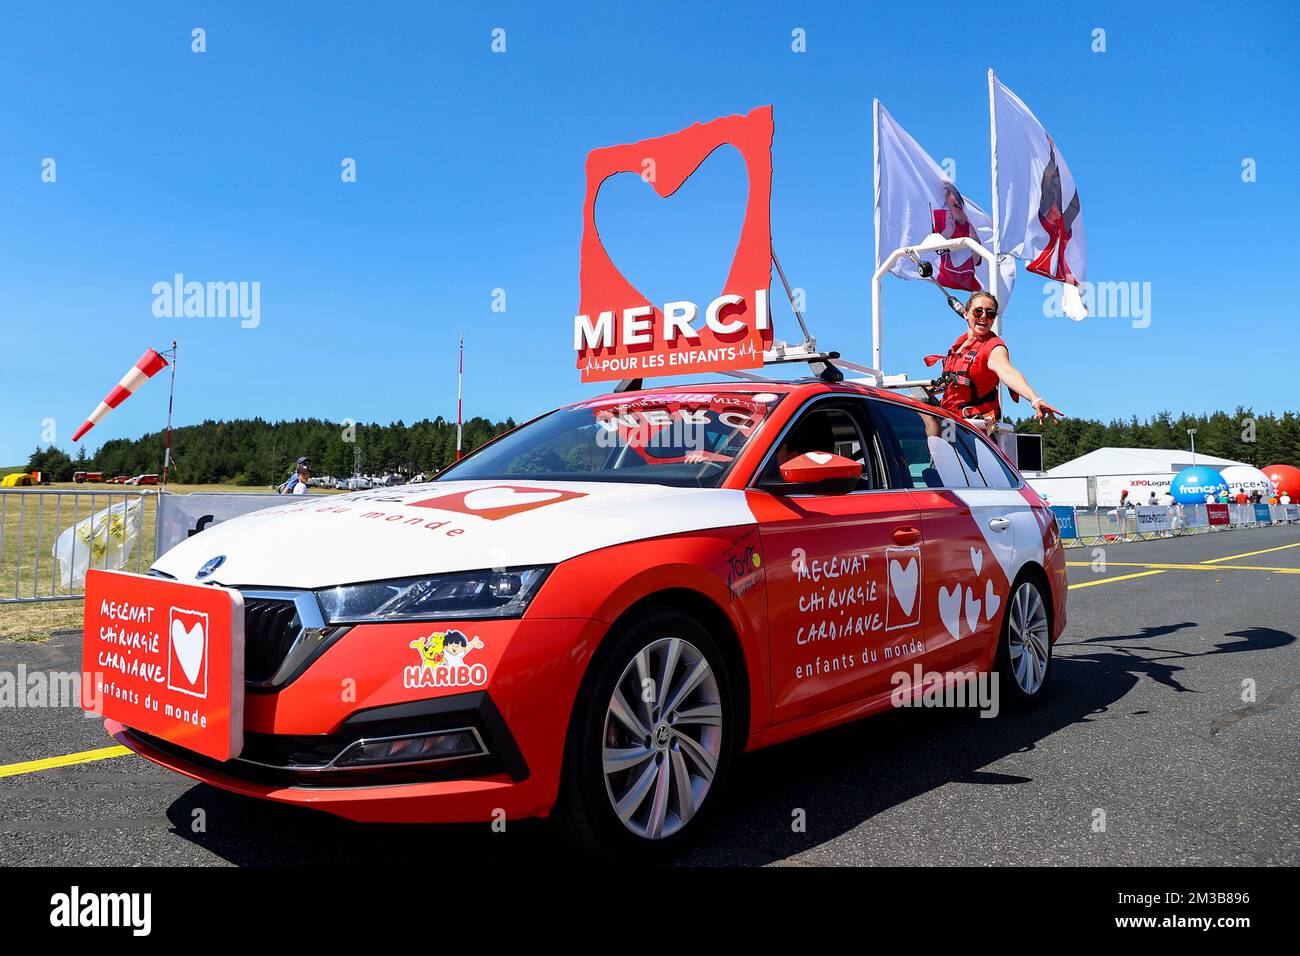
[
  {"left": 83, "top": 569, "right": 245, "bottom": 761},
  {"left": 576, "top": 106, "right": 775, "bottom": 383}
]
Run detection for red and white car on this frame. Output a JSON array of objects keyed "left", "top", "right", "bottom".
[{"left": 109, "top": 380, "right": 1067, "bottom": 859}]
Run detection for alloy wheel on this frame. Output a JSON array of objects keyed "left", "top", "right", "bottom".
[
  {"left": 601, "top": 637, "right": 723, "bottom": 840},
  {"left": 1007, "top": 582, "right": 1050, "bottom": 695}
]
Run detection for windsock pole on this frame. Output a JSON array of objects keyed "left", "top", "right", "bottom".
[
  {"left": 163, "top": 341, "right": 177, "bottom": 491},
  {"left": 456, "top": 332, "right": 464, "bottom": 461}
]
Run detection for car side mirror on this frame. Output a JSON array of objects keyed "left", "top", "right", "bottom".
[{"left": 766, "top": 452, "right": 863, "bottom": 495}]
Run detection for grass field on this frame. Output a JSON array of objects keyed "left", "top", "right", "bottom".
[{"left": 0, "top": 482, "right": 340, "bottom": 641}]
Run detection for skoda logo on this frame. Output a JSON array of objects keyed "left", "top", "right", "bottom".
[{"left": 196, "top": 555, "right": 226, "bottom": 579}]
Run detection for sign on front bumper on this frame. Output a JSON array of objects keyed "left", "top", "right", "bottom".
[{"left": 83, "top": 569, "right": 245, "bottom": 761}]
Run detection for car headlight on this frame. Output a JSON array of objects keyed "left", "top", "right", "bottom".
[{"left": 315, "top": 566, "right": 552, "bottom": 624}]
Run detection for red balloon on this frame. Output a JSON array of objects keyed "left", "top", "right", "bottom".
[{"left": 1263, "top": 464, "right": 1300, "bottom": 498}]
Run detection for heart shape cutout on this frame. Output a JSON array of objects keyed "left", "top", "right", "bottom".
[
  {"left": 970, "top": 547, "right": 984, "bottom": 577},
  {"left": 462, "top": 488, "right": 563, "bottom": 511},
  {"left": 807, "top": 452, "right": 833, "bottom": 465},
  {"left": 889, "top": 557, "right": 918, "bottom": 616},
  {"left": 938, "top": 584, "right": 963, "bottom": 641},
  {"left": 594, "top": 147, "right": 749, "bottom": 323},
  {"left": 984, "top": 578, "right": 1001, "bottom": 621},
  {"left": 964, "top": 586, "right": 982, "bottom": 634},
  {"left": 171, "top": 618, "right": 205, "bottom": 684}
]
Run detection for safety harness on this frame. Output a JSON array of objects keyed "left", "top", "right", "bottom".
[{"left": 924, "top": 332, "right": 1016, "bottom": 422}]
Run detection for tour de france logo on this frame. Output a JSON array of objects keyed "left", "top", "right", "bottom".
[{"left": 403, "top": 629, "right": 489, "bottom": 689}]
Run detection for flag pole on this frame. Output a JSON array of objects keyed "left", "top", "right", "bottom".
[
  {"left": 456, "top": 332, "right": 464, "bottom": 461},
  {"left": 871, "top": 98, "right": 883, "bottom": 371},
  {"left": 162, "top": 340, "right": 177, "bottom": 491},
  {"left": 987, "top": 68, "right": 1009, "bottom": 424}
]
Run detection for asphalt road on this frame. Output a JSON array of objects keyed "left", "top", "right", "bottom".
[{"left": 2, "top": 526, "right": 1298, "bottom": 866}]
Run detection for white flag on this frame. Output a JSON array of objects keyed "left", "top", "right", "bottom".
[
  {"left": 991, "top": 75, "right": 1088, "bottom": 319},
  {"left": 874, "top": 100, "right": 1015, "bottom": 300}
]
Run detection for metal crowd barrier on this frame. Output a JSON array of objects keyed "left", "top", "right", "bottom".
[
  {"left": 1051, "top": 502, "right": 1299, "bottom": 548},
  {"left": 0, "top": 488, "right": 156, "bottom": 604}
]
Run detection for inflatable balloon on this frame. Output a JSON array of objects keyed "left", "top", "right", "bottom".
[
  {"left": 1219, "top": 464, "right": 1275, "bottom": 499},
  {"left": 1263, "top": 464, "right": 1300, "bottom": 500},
  {"left": 1169, "top": 465, "right": 1228, "bottom": 504}
]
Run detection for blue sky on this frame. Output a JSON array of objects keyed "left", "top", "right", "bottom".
[{"left": 1, "top": 1, "right": 1296, "bottom": 466}]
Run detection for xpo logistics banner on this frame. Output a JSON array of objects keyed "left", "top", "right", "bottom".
[{"left": 575, "top": 107, "right": 775, "bottom": 383}]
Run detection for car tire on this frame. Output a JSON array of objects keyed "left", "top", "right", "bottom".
[
  {"left": 554, "top": 608, "right": 735, "bottom": 862},
  {"left": 994, "top": 571, "right": 1052, "bottom": 708}
]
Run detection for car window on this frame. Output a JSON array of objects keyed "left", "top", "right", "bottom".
[
  {"left": 971, "top": 430, "right": 1020, "bottom": 488},
  {"left": 439, "top": 391, "right": 784, "bottom": 488},
  {"left": 759, "top": 402, "right": 876, "bottom": 491},
  {"left": 953, "top": 429, "right": 988, "bottom": 488},
  {"left": 872, "top": 400, "right": 974, "bottom": 489}
]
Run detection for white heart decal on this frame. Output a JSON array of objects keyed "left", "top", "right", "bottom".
[
  {"left": 938, "top": 585, "right": 963, "bottom": 641},
  {"left": 171, "top": 619, "right": 205, "bottom": 684},
  {"left": 462, "top": 487, "right": 563, "bottom": 511},
  {"left": 984, "top": 578, "right": 1001, "bottom": 621},
  {"left": 964, "top": 587, "right": 982, "bottom": 634},
  {"left": 889, "top": 558, "right": 918, "bottom": 616},
  {"left": 807, "top": 452, "right": 833, "bottom": 464},
  {"left": 970, "top": 547, "right": 984, "bottom": 576}
]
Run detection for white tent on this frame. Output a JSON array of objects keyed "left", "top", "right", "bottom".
[
  {"left": 1030, "top": 447, "right": 1251, "bottom": 507},
  {"left": 1047, "top": 447, "right": 1246, "bottom": 478}
]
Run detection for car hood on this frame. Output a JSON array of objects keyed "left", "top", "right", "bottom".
[{"left": 151, "top": 480, "right": 757, "bottom": 589}]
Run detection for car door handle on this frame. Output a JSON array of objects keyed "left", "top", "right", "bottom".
[
  {"left": 989, "top": 517, "right": 1012, "bottom": 532},
  {"left": 892, "top": 526, "right": 921, "bottom": 546}
]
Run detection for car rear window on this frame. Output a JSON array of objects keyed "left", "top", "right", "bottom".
[{"left": 872, "top": 400, "right": 1021, "bottom": 490}]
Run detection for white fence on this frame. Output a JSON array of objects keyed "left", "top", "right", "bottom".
[
  {"left": 1053, "top": 502, "right": 1299, "bottom": 547},
  {"left": 0, "top": 488, "right": 155, "bottom": 604}
]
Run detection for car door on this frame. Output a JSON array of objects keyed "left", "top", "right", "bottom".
[
  {"left": 748, "top": 396, "right": 927, "bottom": 723},
  {"left": 869, "top": 399, "right": 1016, "bottom": 678}
]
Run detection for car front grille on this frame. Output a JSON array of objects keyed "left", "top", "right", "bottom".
[{"left": 242, "top": 597, "right": 304, "bottom": 683}]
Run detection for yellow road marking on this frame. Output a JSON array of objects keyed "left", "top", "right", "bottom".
[
  {"left": 1067, "top": 561, "right": 1300, "bottom": 574},
  {"left": 1069, "top": 569, "right": 1167, "bottom": 589},
  {"left": 1202, "top": 541, "right": 1300, "bottom": 564},
  {"left": 0, "top": 745, "right": 130, "bottom": 779}
]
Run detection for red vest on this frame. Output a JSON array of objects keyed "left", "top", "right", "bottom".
[{"left": 934, "top": 332, "right": 1006, "bottom": 419}]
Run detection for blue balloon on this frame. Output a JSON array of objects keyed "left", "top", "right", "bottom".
[{"left": 1170, "top": 466, "right": 1228, "bottom": 504}]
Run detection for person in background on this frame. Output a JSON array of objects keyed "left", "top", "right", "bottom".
[
  {"left": 278, "top": 457, "right": 312, "bottom": 495},
  {"left": 1147, "top": 491, "right": 1158, "bottom": 506},
  {"left": 1281, "top": 491, "right": 1293, "bottom": 506},
  {"left": 1218, "top": 489, "right": 1231, "bottom": 504},
  {"left": 1112, "top": 488, "right": 1131, "bottom": 536}
]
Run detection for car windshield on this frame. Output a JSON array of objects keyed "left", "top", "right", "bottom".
[{"left": 439, "top": 391, "right": 785, "bottom": 488}]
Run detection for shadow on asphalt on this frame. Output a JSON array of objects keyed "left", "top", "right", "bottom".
[{"left": 161, "top": 623, "right": 1294, "bottom": 866}]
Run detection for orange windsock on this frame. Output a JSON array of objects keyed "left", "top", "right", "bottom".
[{"left": 71, "top": 348, "right": 169, "bottom": 442}]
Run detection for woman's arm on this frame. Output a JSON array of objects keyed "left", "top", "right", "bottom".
[{"left": 986, "top": 345, "right": 1063, "bottom": 422}]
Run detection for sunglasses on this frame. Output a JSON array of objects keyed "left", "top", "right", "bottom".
[{"left": 970, "top": 307, "right": 997, "bottom": 318}]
